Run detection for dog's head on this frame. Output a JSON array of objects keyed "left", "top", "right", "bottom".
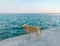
[{"left": 23, "top": 24, "right": 29, "bottom": 28}]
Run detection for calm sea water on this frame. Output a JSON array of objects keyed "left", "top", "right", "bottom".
[{"left": 0, "top": 13, "right": 60, "bottom": 41}]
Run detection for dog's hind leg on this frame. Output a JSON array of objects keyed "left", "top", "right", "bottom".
[
  {"left": 36, "top": 30, "right": 41, "bottom": 39},
  {"left": 25, "top": 32, "right": 31, "bottom": 39},
  {"left": 36, "top": 30, "right": 41, "bottom": 35},
  {"left": 38, "top": 29, "right": 41, "bottom": 35}
]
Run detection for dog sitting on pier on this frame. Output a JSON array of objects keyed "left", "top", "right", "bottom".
[{"left": 23, "top": 24, "right": 41, "bottom": 38}]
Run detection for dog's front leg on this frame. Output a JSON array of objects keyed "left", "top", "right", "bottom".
[
  {"left": 28, "top": 32, "right": 31, "bottom": 38},
  {"left": 25, "top": 32, "right": 30, "bottom": 39},
  {"left": 25, "top": 33, "right": 29, "bottom": 40}
]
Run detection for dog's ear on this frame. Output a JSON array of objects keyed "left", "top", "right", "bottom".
[
  {"left": 24, "top": 24, "right": 27, "bottom": 26},
  {"left": 23, "top": 25, "right": 24, "bottom": 27},
  {"left": 23, "top": 24, "right": 27, "bottom": 27},
  {"left": 27, "top": 25, "right": 29, "bottom": 27},
  {"left": 23, "top": 24, "right": 29, "bottom": 27}
]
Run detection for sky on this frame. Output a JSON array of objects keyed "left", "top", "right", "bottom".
[{"left": 0, "top": 0, "right": 60, "bottom": 13}]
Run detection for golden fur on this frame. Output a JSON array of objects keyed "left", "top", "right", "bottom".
[{"left": 23, "top": 24, "right": 41, "bottom": 37}]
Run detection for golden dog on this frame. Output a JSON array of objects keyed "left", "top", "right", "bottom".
[{"left": 23, "top": 24, "right": 41, "bottom": 38}]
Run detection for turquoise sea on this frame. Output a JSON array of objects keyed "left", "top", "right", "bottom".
[{"left": 0, "top": 13, "right": 60, "bottom": 41}]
